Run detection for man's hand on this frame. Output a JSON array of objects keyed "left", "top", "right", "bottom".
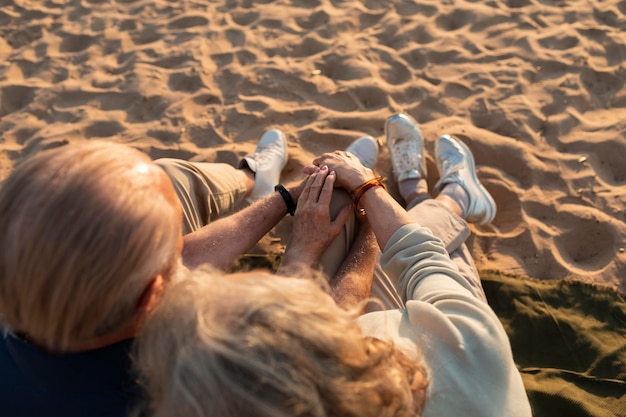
[
  {"left": 278, "top": 166, "right": 352, "bottom": 275},
  {"left": 303, "top": 151, "right": 374, "bottom": 191},
  {"left": 182, "top": 178, "right": 308, "bottom": 271}
]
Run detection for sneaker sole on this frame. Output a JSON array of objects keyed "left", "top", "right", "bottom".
[{"left": 452, "top": 137, "right": 496, "bottom": 224}]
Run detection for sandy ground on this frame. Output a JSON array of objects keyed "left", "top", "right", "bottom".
[{"left": 1, "top": 0, "right": 625, "bottom": 293}]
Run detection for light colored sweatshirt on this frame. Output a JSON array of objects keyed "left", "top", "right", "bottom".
[{"left": 358, "top": 224, "right": 532, "bottom": 417}]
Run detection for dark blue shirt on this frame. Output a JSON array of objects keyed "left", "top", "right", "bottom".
[{"left": 0, "top": 332, "right": 141, "bottom": 417}]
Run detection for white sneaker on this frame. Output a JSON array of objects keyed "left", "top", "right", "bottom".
[
  {"left": 345, "top": 136, "right": 379, "bottom": 169},
  {"left": 385, "top": 113, "right": 427, "bottom": 182},
  {"left": 434, "top": 134, "right": 496, "bottom": 224},
  {"left": 237, "top": 129, "right": 287, "bottom": 202}
]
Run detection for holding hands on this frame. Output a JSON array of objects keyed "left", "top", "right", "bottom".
[
  {"left": 278, "top": 165, "right": 352, "bottom": 275},
  {"left": 304, "top": 151, "right": 373, "bottom": 191},
  {"left": 305, "top": 147, "right": 413, "bottom": 250}
]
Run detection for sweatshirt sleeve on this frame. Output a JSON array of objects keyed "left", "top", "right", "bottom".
[
  {"left": 364, "top": 223, "right": 532, "bottom": 417},
  {"left": 380, "top": 224, "right": 481, "bottom": 303}
]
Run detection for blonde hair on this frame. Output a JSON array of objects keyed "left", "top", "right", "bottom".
[
  {"left": 136, "top": 267, "right": 428, "bottom": 417},
  {"left": 0, "top": 141, "right": 181, "bottom": 351}
]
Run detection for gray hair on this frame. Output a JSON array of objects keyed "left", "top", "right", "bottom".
[
  {"left": 136, "top": 267, "right": 428, "bottom": 417},
  {"left": 0, "top": 141, "right": 181, "bottom": 351}
]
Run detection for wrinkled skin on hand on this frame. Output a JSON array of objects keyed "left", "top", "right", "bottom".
[
  {"left": 303, "top": 151, "right": 374, "bottom": 191},
  {"left": 284, "top": 165, "right": 352, "bottom": 269}
]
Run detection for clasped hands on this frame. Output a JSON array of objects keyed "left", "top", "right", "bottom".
[{"left": 279, "top": 151, "right": 375, "bottom": 274}]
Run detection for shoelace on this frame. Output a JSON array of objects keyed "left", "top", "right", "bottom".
[
  {"left": 390, "top": 139, "right": 422, "bottom": 174},
  {"left": 436, "top": 154, "right": 467, "bottom": 192},
  {"left": 250, "top": 142, "right": 283, "bottom": 166},
  {"left": 439, "top": 152, "right": 464, "bottom": 177}
]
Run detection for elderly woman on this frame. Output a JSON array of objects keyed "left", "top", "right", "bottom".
[{"left": 135, "top": 115, "right": 532, "bottom": 417}]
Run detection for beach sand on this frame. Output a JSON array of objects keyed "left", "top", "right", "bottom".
[{"left": 1, "top": 0, "right": 625, "bottom": 293}]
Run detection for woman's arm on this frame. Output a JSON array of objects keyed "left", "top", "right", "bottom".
[
  {"left": 307, "top": 151, "right": 416, "bottom": 250},
  {"left": 329, "top": 221, "right": 378, "bottom": 310}
]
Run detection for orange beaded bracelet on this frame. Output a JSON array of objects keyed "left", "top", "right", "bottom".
[{"left": 350, "top": 176, "right": 385, "bottom": 215}]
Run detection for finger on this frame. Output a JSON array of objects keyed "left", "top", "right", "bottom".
[
  {"left": 317, "top": 170, "right": 337, "bottom": 207},
  {"left": 298, "top": 170, "right": 318, "bottom": 204},
  {"left": 329, "top": 204, "right": 352, "bottom": 235},
  {"left": 311, "top": 156, "right": 323, "bottom": 167},
  {"left": 309, "top": 165, "right": 329, "bottom": 201},
  {"left": 312, "top": 152, "right": 334, "bottom": 167},
  {"left": 302, "top": 165, "right": 319, "bottom": 175}
]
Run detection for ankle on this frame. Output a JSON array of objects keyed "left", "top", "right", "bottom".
[
  {"left": 437, "top": 183, "right": 468, "bottom": 218},
  {"left": 398, "top": 178, "right": 428, "bottom": 202},
  {"left": 237, "top": 167, "right": 255, "bottom": 197},
  {"left": 435, "top": 194, "right": 463, "bottom": 217}
]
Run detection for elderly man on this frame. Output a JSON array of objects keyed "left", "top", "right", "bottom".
[
  {"left": 0, "top": 128, "right": 378, "bottom": 417},
  {"left": 0, "top": 131, "right": 304, "bottom": 417}
]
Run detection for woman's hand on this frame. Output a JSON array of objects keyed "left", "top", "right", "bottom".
[
  {"left": 278, "top": 166, "right": 352, "bottom": 275},
  {"left": 303, "top": 151, "right": 374, "bottom": 191}
]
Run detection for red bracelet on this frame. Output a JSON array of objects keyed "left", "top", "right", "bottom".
[{"left": 351, "top": 176, "right": 385, "bottom": 215}]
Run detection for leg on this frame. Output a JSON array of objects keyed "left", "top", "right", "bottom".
[
  {"left": 317, "top": 188, "right": 357, "bottom": 278},
  {"left": 156, "top": 129, "right": 288, "bottom": 236},
  {"left": 368, "top": 114, "right": 496, "bottom": 310},
  {"left": 367, "top": 114, "right": 429, "bottom": 311},
  {"left": 310, "top": 136, "right": 406, "bottom": 311},
  {"left": 155, "top": 159, "right": 249, "bottom": 235},
  {"left": 315, "top": 187, "right": 404, "bottom": 311},
  {"left": 368, "top": 196, "right": 485, "bottom": 310},
  {"left": 398, "top": 132, "right": 499, "bottom": 302},
  {"left": 406, "top": 198, "right": 487, "bottom": 302},
  {"left": 316, "top": 136, "right": 377, "bottom": 278}
]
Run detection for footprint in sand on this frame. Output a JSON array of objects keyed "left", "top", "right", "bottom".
[
  {"left": 0, "top": 85, "right": 37, "bottom": 118},
  {"left": 84, "top": 120, "right": 125, "bottom": 138},
  {"left": 553, "top": 207, "right": 617, "bottom": 271},
  {"left": 167, "top": 15, "right": 209, "bottom": 30}
]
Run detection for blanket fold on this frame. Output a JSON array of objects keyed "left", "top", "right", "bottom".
[{"left": 481, "top": 270, "right": 626, "bottom": 417}]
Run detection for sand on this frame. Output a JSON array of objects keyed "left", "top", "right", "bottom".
[{"left": 1, "top": 0, "right": 625, "bottom": 293}]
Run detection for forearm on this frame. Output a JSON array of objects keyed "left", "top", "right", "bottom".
[
  {"left": 307, "top": 153, "right": 416, "bottom": 250},
  {"left": 276, "top": 234, "right": 319, "bottom": 277},
  {"left": 182, "top": 184, "right": 301, "bottom": 270},
  {"left": 330, "top": 223, "right": 378, "bottom": 310},
  {"left": 358, "top": 186, "right": 415, "bottom": 250}
]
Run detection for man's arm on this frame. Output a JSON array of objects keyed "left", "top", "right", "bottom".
[
  {"left": 329, "top": 222, "right": 378, "bottom": 311},
  {"left": 277, "top": 167, "right": 377, "bottom": 311},
  {"left": 276, "top": 167, "right": 351, "bottom": 277},
  {"left": 182, "top": 182, "right": 303, "bottom": 270}
]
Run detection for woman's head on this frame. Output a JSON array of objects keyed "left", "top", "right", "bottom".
[{"left": 136, "top": 267, "right": 427, "bottom": 417}]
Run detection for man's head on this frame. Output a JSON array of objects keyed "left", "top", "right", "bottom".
[
  {"left": 137, "top": 268, "right": 428, "bottom": 417},
  {"left": 0, "top": 141, "right": 182, "bottom": 352}
]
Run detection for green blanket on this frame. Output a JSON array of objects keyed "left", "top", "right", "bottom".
[
  {"left": 234, "top": 256, "right": 626, "bottom": 415},
  {"left": 481, "top": 270, "right": 626, "bottom": 417}
]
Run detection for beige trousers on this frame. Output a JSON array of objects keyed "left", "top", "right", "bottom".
[{"left": 156, "top": 158, "right": 485, "bottom": 310}]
